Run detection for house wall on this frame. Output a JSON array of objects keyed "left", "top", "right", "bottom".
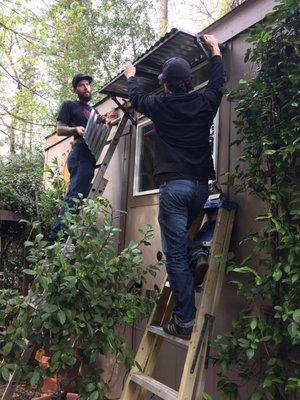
[
  {"left": 118, "top": 38, "right": 252, "bottom": 399},
  {"left": 44, "top": 1, "right": 275, "bottom": 397},
  {"left": 95, "top": 41, "right": 265, "bottom": 397}
]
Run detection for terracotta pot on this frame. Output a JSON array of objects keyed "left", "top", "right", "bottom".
[
  {"left": 35, "top": 349, "right": 79, "bottom": 394},
  {"left": 35, "top": 350, "right": 58, "bottom": 394},
  {"left": 32, "top": 393, "right": 79, "bottom": 400}
]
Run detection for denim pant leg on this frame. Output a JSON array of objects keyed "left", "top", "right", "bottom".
[
  {"left": 50, "top": 144, "right": 95, "bottom": 240},
  {"left": 158, "top": 180, "right": 197, "bottom": 325},
  {"left": 65, "top": 156, "right": 95, "bottom": 201},
  {"left": 187, "top": 184, "right": 209, "bottom": 260},
  {"left": 158, "top": 180, "right": 209, "bottom": 325}
]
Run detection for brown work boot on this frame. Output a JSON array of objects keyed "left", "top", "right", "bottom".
[{"left": 163, "top": 319, "right": 192, "bottom": 340}]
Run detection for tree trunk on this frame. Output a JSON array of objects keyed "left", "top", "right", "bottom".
[
  {"left": 21, "top": 122, "right": 26, "bottom": 150},
  {"left": 159, "top": 0, "right": 168, "bottom": 37},
  {"left": 29, "top": 123, "right": 33, "bottom": 152},
  {"left": 8, "top": 125, "right": 16, "bottom": 154}
]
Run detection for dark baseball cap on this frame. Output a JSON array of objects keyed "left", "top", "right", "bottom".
[
  {"left": 158, "top": 57, "right": 192, "bottom": 83},
  {"left": 72, "top": 73, "right": 93, "bottom": 88}
]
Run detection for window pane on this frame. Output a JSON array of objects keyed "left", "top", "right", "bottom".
[
  {"left": 192, "top": 63, "right": 210, "bottom": 88},
  {"left": 139, "top": 122, "right": 158, "bottom": 192}
]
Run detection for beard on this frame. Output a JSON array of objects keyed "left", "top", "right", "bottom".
[{"left": 78, "top": 92, "right": 92, "bottom": 102}]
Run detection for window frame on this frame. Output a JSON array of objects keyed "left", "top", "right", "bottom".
[{"left": 133, "top": 119, "right": 158, "bottom": 197}]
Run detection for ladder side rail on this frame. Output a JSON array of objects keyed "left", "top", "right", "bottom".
[
  {"left": 120, "top": 206, "right": 236, "bottom": 400},
  {"left": 136, "top": 288, "right": 175, "bottom": 400},
  {"left": 177, "top": 207, "right": 231, "bottom": 399},
  {"left": 193, "top": 209, "right": 235, "bottom": 399},
  {"left": 121, "top": 280, "right": 173, "bottom": 400}
]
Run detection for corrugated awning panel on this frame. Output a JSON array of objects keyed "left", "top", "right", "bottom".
[{"left": 98, "top": 29, "right": 207, "bottom": 98}]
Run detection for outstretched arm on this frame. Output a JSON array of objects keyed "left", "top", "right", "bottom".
[
  {"left": 124, "top": 63, "right": 155, "bottom": 118},
  {"left": 202, "top": 35, "right": 226, "bottom": 113}
]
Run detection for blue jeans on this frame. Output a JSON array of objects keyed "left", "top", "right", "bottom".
[
  {"left": 158, "top": 179, "right": 209, "bottom": 326},
  {"left": 50, "top": 143, "right": 95, "bottom": 241}
]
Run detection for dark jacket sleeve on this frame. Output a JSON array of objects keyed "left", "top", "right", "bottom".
[
  {"left": 126, "top": 77, "right": 156, "bottom": 119},
  {"left": 203, "top": 55, "right": 226, "bottom": 113}
]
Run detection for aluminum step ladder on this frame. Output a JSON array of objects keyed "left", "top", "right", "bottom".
[{"left": 121, "top": 196, "right": 237, "bottom": 400}]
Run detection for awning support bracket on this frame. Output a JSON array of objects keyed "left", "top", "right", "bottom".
[{"left": 111, "top": 96, "right": 137, "bottom": 125}]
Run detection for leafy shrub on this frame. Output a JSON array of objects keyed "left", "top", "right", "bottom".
[
  {"left": 0, "top": 155, "right": 67, "bottom": 289},
  {"left": 0, "top": 150, "right": 44, "bottom": 217},
  {"left": 38, "top": 162, "right": 67, "bottom": 237},
  {"left": 0, "top": 196, "right": 158, "bottom": 399}
]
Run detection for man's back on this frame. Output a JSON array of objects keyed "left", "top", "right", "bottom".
[{"left": 127, "top": 55, "right": 225, "bottom": 182}]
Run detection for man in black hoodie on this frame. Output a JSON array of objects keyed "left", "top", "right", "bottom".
[{"left": 124, "top": 35, "right": 225, "bottom": 339}]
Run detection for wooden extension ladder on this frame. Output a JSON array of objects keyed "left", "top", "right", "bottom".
[
  {"left": 121, "top": 197, "right": 236, "bottom": 400},
  {"left": 1, "top": 111, "right": 131, "bottom": 400}
]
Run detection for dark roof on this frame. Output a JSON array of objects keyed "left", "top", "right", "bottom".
[{"left": 98, "top": 29, "right": 208, "bottom": 98}]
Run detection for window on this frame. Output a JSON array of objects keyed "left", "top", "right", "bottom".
[
  {"left": 133, "top": 120, "right": 158, "bottom": 196},
  {"left": 192, "top": 61, "right": 210, "bottom": 90},
  {"left": 133, "top": 63, "right": 219, "bottom": 196}
]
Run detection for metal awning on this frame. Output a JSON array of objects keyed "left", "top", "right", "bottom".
[{"left": 98, "top": 29, "right": 207, "bottom": 99}]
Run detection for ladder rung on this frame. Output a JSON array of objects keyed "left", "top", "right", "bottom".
[
  {"left": 131, "top": 372, "right": 178, "bottom": 400},
  {"left": 148, "top": 325, "right": 189, "bottom": 347}
]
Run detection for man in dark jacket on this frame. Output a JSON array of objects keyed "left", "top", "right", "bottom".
[
  {"left": 50, "top": 73, "right": 96, "bottom": 241},
  {"left": 124, "top": 35, "right": 225, "bottom": 339}
]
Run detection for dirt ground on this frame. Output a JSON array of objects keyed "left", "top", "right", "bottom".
[{"left": 0, "top": 382, "right": 36, "bottom": 400}]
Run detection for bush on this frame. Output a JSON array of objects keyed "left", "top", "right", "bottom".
[
  {"left": 0, "top": 154, "right": 67, "bottom": 289},
  {"left": 0, "top": 196, "right": 158, "bottom": 399},
  {"left": 0, "top": 150, "right": 44, "bottom": 217}
]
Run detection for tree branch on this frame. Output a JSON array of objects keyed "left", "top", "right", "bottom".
[
  {"left": 0, "top": 104, "right": 55, "bottom": 128},
  {"left": 0, "top": 62, "right": 49, "bottom": 101},
  {"left": 0, "top": 22, "right": 37, "bottom": 44}
]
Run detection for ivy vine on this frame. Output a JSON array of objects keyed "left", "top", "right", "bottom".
[{"left": 214, "top": 1, "right": 299, "bottom": 399}]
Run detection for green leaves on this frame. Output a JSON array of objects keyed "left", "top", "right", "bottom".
[
  {"left": 30, "top": 369, "right": 41, "bottom": 387},
  {"left": 61, "top": 353, "right": 77, "bottom": 366},
  {"left": 203, "top": 393, "right": 213, "bottom": 400},
  {"left": 0, "top": 196, "right": 156, "bottom": 398},
  {"left": 89, "top": 391, "right": 99, "bottom": 400},
  {"left": 57, "top": 310, "right": 66, "bottom": 325},
  {"left": 3, "top": 342, "right": 13, "bottom": 356},
  {"left": 251, "top": 392, "right": 262, "bottom": 400},
  {"left": 1, "top": 367, "right": 10, "bottom": 381},
  {"left": 23, "top": 269, "right": 36, "bottom": 276},
  {"left": 215, "top": 0, "right": 300, "bottom": 397}
]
